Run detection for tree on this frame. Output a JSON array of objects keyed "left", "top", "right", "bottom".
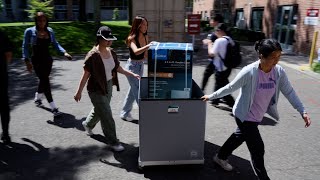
[
  {"left": 25, "top": 0, "right": 54, "bottom": 19},
  {"left": 112, "top": 8, "right": 120, "bottom": 20},
  {"left": 94, "top": 0, "right": 101, "bottom": 27}
]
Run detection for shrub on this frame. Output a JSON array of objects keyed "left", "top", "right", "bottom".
[
  {"left": 230, "top": 28, "right": 265, "bottom": 42},
  {"left": 0, "top": 22, "right": 130, "bottom": 58}
]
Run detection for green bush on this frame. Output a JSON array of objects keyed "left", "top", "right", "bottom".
[
  {"left": 112, "top": 8, "right": 120, "bottom": 20},
  {"left": 312, "top": 62, "right": 320, "bottom": 73},
  {"left": 0, "top": 21, "right": 130, "bottom": 58},
  {"left": 230, "top": 28, "right": 265, "bottom": 42}
]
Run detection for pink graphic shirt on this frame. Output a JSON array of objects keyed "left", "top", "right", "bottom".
[{"left": 246, "top": 67, "right": 276, "bottom": 122}]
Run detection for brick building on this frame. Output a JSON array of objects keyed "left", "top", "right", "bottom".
[
  {"left": 193, "top": 0, "right": 214, "bottom": 21},
  {"left": 193, "top": 0, "right": 320, "bottom": 56}
]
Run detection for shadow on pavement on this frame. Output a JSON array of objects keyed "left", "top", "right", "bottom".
[
  {"left": 46, "top": 112, "right": 85, "bottom": 131},
  {"left": 100, "top": 141, "right": 257, "bottom": 180},
  {"left": 8, "top": 60, "right": 65, "bottom": 111},
  {"left": 0, "top": 138, "right": 112, "bottom": 180}
]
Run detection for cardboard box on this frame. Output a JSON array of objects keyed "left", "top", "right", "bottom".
[{"left": 148, "top": 42, "right": 193, "bottom": 99}]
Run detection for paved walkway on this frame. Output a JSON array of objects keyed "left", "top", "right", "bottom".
[{"left": 1, "top": 42, "right": 320, "bottom": 180}]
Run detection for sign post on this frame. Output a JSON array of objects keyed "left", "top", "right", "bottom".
[{"left": 187, "top": 14, "right": 201, "bottom": 47}]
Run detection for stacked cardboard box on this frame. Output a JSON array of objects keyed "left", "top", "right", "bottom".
[{"left": 148, "top": 43, "right": 193, "bottom": 99}]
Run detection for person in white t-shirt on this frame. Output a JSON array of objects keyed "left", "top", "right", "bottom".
[
  {"left": 207, "top": 23, "right": 235, "bottom": 107},
  {"left": 74, "top": 26, "right": 140, "bottom": 152},
  {"left": 201, "top": 14, "right": 224, "bottom": 92}
]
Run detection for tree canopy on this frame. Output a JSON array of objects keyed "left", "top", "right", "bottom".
[{"left": 25, "top": 0, "right": 54, "bottom": 19}]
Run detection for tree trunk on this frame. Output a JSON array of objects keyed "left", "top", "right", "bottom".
[
  {"left": 128, "top": 0, "right": 132, "bottom": 25},
  {"left": 67, "top": 0, "right": 73, "bottom": 20},
  {"left": 79, "top": 0, "right": 87, "bottom": 21},
  {"left": 94, "top": 0, "right": 101, "bottom": 27}
]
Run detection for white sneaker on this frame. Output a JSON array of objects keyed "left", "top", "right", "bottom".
[
  {"left": 120, "top": 114, "right": 134, "bottom": 121},
  {"left": 82, "top": 121, "right": 93, "bottom": 136},
  {"left": 110, "top": 144, "right": 125, "bottom": 152},
  {"left": 213, "top": 154, "right": 233, "bottom": 171}
]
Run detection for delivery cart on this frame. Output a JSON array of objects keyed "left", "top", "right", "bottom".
[{"left": 138, "top": 77, "right": 206, "bottom": 168}]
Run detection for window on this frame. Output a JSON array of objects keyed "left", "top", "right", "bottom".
[
  {"left": 54, "top": 0, "right": 67, "bottom": 5},
  {"left": 251, "top": 8, "right": 264, "bottom": 31},
  {"left": 235, "top": 9, "right": 244, "bottom": 28},
  {"left": 100, "top": 0, "right": 127, "bottom": 10}
]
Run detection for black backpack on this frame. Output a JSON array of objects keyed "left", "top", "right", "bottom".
[{"left": 219, "top": 37, "right": 242, "bottom": 68}]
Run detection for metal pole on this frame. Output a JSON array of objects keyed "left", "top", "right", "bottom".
[
  {"left": 309, "top": 31, "right": 318, "bottom": 67},
  {"left": 192, "top": 34, "right": 195, "bottom": 47}
]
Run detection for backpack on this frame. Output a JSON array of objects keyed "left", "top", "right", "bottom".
[{"left": 219, "top": 37, "right": 242, "bottom": 68}]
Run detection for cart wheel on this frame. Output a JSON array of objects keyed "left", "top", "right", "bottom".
[{"left": 138, "top": 165, "right": 144, "bottom": 172}]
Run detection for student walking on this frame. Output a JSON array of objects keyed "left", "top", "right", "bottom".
[
  {"left": 201, "top": 14, "right": 224, "bottom": 92},
  {"left": 120, "top": 16, "right": 154, "bottom": 121},
  {"left": 74, "top": 26, "right": 140, "bottom": 152},
  {"left": 207, "top": 23, "right": 235, "bottom": 107},
  {"left": 22, "top": 12, "right": 72, "bottom": 116},
  {"left": 201, "top": 39, "right": 311, "bottom": 179},
  {"left": 0, "top": 31, "right": 13, "bottom": 144}
]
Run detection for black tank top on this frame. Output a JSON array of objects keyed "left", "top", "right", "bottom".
[
  {"left": 129, "top": 35, "right": 147, "bottom": 60},
  {"left": 33, "top": 37, "right": 51, "bottom": 58}
]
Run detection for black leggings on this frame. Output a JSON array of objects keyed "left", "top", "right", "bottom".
[
  {"left": 218, "top": 117, "right": 270, "bottom": 180},
  {"left": 201, "top": 61, "right": 215, "bottom": 91},
  {"left": 32, "top": 57, "right": 53, "bottom": 103},
  {"left": 214, "top": 68, "right": 234, "bottom": 104}
]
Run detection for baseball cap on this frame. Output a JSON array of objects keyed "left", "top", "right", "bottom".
[{"left": 96, "top": 26, "right": 117, "bottom": 41}]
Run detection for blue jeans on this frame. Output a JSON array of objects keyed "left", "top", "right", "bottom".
[
  {"left": 120, "top": 59, "right": 144, "bottom": 118},
  {"left": 84, "top": 80, "right": 119, "bottom": 145}
]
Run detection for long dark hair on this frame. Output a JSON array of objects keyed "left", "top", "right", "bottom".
[
  {"left": 34, "top": 12, "right": 49, "bottom": 31},
  {"left": 254, "top": 39, "right": 282, "bottom": 58},
  {"left": 125, "top": 15, "right": 148, "bottom": 46}
]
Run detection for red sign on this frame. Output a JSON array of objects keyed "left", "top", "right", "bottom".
[
  {"left": 188, "top": 14, "right": 201, "bottom": 35},
  {"left": 307, "top": 9, "right": 319, "bottom": 17}
]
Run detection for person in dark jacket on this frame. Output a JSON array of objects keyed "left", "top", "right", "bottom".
[
  {"left": 74, "top": 26, "right": 140, "bottom": 152},
  {"left": 0, "top": 31, "right": 13, "bottom": 144}
]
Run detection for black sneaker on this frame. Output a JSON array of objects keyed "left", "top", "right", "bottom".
[
  {"left": 34, "top": 99, "right": 42, "bottom": 106},
  {"left": 211, "top": 99, "right": 220, "bottom": 106},
  {"left": 1, "top": 133, "right": 11, "bottom": 145},
  {"left": 52, "top": 108, "right": 62, "bottom": 117}
]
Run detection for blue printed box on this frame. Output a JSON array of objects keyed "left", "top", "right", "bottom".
[{"left": 148, "top": 42, "right": 193, "bottom": 99}]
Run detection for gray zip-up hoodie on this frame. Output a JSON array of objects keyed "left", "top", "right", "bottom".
[{"left": 208, "top": 60, "right": 306, "bottom": 122}]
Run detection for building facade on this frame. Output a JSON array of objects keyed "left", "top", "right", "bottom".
[
  {"left": 193, "top": 0, "right": 320, "bottom": 55},
  {"left": 233, "top": 0, "right": 320, "bottom": 55},
  {"left": 193, "top": 0, "right": 214, "bottom": 20},
  {"left": 0, "top": 0, "right": 128, "bottom": 22}
]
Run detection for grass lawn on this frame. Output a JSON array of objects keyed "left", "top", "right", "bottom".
[{"left": 0, "top": 21, "right": 130, "bottom": 58}]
